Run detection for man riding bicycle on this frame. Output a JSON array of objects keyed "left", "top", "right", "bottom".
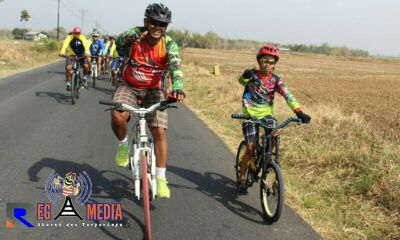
[
  {"left": 59, "top": 27, "right": 90, "bottom": 91},
  {"left": 104, "top": 36, "right": 116, "bottom": 76},
  {"left": 110, "top": 36, "right": 124, "bottom": 85},
  {"left": 237, "top": 45, "right": 311, "bottom": 193},
  {"left": 88, "top": 31, "right": 105, "bottom": 80},
  {"left": 112, "top": 3, "right": 185, "bottom": 198}
]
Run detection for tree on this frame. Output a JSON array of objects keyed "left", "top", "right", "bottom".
[
  {"left": 20, "top": 9, "right": 31, "bottom": 39},
  {"left": 12, "top": 28, "right": 28, "bottom": 39}
]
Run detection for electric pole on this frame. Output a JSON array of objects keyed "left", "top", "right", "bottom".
[
  {"left": 56, "top": 0, "right": 60, "bottom": 40},
  {"left": 79, "top": 9, "right": 88, "bottom": 33}
]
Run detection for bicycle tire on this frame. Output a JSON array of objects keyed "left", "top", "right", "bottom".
[
  {"left": 70, "top": 72, "right": 76, "bottom": 104},
  {"left": 93, "top": 63, "right": 97, "bottom": 88},
  {"left": 260, "top": 161, "right": 284, "bottom": 223},
  {"left": 76, "top": 72, "right": 81, "bottom": 99},
  {"left": 141, "top": 153, "right": 151, "bottom": 240},
  {"left": 235, "top": 141, "right": 246, "bottom": 190}
]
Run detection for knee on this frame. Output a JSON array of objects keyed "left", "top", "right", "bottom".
[
  {"left": 150, "top": 127, "right": 165, "bottom": 140},
  {"left": 66, "top": 65, "right": 72, "bottom": 71},
  {"left": 245, "top": 143, "right": 256, "bottom": 155},
  {"left": 111, "top": 111, "right": 129, "bottom": 125}
]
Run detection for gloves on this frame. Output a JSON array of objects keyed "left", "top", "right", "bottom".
[
  {"left": 242, "top": 69, "right": 253, "bottom": 79},
  {"left": 296, "top": 111, "right": 311, "bottom": 123}
]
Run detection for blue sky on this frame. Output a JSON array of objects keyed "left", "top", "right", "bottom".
[{"left": 1, "top": 0, "right": 399, "bottom": 55}]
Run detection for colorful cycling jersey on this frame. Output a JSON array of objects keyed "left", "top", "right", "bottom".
[
  {"left": 60, "top": 34, "right": 90, "bottom": 56},
  {"left": 105, "top": 42, "right": 116, "bottom": 56},
  {"left": 116, "top": 27, "right": 183, "bottom": 90},
  {"left": 88, "top": 39, "right": 105, "bottom": 56},
  {"left": 239, "top": 71, "right": 301, "bottom": 119}
]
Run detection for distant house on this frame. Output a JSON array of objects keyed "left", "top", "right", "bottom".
[{"left": 24, "top": 32, "right": 48, "bottom": 41}]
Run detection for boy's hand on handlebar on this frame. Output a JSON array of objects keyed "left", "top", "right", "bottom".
[{"left": 296, "top": 111, "right": 311, "bottom": 123}]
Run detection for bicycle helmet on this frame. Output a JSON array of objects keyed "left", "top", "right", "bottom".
[
  {"left": 72, "top": 27, "right": 81, "bottom": 34},
  {"left": 145, "top": 3, "right": 172, "bottom": 23},
  {"left": 256, "top": 45, "right": 280, "bottom": 62},
  {"left": 92, "top": 32, "right": 100, "bottom": 37}
]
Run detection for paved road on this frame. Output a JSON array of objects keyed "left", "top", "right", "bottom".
[{"left": 0, "top": 62, "right": 321, "bottom": 240}]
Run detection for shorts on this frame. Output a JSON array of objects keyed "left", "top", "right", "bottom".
[
  {"left": 113, "top": 84, "right": 168, "bottom": 129},
  {"left": 242, "top": 121, "right": 259, "bottom": 144},
  {"left": 65, "top": 56, "right": 87, "bottom": 67},
  {"left": 111, "top": 58, "right": 120, "bottom": 69}
]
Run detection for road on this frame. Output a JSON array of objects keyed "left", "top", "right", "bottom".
[{"left": 0, "top": 62, "right": 321, "bottom": 240}]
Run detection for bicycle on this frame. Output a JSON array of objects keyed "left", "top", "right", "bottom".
[
  {"left": 99, "top": 98, "right": 178, "bottom": 240},
  {"left": 62, "top": 55, "right": 85, "bottom": 104},
  {"left": 90, "top": 55, "right": 100, "bottom": 87},
  {"left": 231, "top": 114, "right": 304, "bottom": 223},
  {"left": 110, "top": 57, "right": 125, "bottom": 86}
]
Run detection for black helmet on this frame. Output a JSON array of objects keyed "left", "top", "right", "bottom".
[{"left": 145, "top": 3, "right": 172, "bottom": 23}]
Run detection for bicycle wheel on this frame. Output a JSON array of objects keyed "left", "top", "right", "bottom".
[
  {"left": 70, "top": 72, "right": 76, "bottom": 104},
  {"left": 260, "top": 161, "right": 284, "bottom": 223},
  {"left": 93, "top": 64, "right": 97, "bottom": 88},
  {"left": 235, "top": 141, "right": 246, "bottom": 189},
  {"left": 141, "top": 153, "right": 151, "bottom": 240},
  {"left": 75, "top": 73, "right": 81, "bottom": 99}
]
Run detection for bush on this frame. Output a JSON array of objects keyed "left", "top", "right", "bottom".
[{"left": 31, "top": 39, "right": 59, "bottom": 52}]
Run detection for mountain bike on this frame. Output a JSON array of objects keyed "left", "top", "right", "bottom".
[
  {"left": 231, "top": 114, "right": 304, "bottom": 223},
  {"left": 99, "top": 98, "right": 178, "bottom": 240},
  {"left": 63, "top": 55, "right": 85, "bottom": 104}
]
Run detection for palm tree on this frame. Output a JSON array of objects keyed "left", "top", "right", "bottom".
[{"left": 20, "top": 9, "right": 31, "bottom": 39}]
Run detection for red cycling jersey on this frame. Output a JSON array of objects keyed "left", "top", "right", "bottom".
[{"left": 123, "top": 38, "right": 167, "bottom": 89}]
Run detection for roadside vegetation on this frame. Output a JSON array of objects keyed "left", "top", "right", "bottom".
[{"left": 181, "top": 48, "right": 400, "bottom": 240}]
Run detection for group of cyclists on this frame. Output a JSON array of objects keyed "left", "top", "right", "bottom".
[
  {"left": 59, "top": 28, "right": 124, "bottom": 90},
  {"left": 58, "top": 3, "right": 310, "bottom": 199}
]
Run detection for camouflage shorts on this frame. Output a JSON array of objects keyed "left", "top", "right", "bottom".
[{"left": 112, "top": 84, "right": 168, "bottom": 129}]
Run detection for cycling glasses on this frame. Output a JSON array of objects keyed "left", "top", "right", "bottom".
[
  {"left": 149, "top": 19, "right": 169, "bottom": 28},
  {"left": 259, "top": 58, "right": 276, "bottom": 65}
]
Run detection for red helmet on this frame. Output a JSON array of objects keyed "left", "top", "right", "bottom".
[
  {"left": 73, "top": 27, "right": 81, "bottom": 34},
  {"left": 256, "top": 45, "right": 280, "bottom": 61}
]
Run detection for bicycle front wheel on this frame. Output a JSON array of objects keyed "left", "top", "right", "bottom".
[
  {"left": 141, "top": 153, "right": 151, "bottom": 240},
  {"left": 260, "top": 161, "right": 284, "bottom": 223},
  {"left": 70, "top": 72, "right": 76, "bottom": 104},
  {"left": 235, "top": 141, "right": 246, "bottom": 189}
]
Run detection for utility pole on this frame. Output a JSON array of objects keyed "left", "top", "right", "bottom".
[
  {"left": 56, "top": 0, "right": 60, "bottom": 40},
  {"left": 79, "top": 9, "right": 88, "bottom": 33}
]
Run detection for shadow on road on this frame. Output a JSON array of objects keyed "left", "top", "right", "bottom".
[
  {"left": 27, "top": 157, "right": 146, "bottom": 240},
  {"left": 168, "top": 165, "right": 267, "bottom": 225},
  {"left": 35, "top": 91, "right": 71, "bottom": 105},
  {"left": 92, "top": 85, "right": 116, "bottom": 96},
  {"left": 47, "top": 70, "right": 65, "bottom": 76}
]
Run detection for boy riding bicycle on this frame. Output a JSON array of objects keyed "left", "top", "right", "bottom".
[{"left": 237, "top": 45, "right": 311, "bottom": 193}]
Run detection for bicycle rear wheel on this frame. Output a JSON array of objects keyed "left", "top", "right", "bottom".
[
  {"left": 141, "top": 153, "right": 151, "bottom": 240},
  {"left": 260, "top": 161, "right": 284, "bottom": 223},
  {"left": 92, "top": 64, "right": 97, "bottom": 88}
]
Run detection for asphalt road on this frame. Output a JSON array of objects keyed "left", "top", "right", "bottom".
[{"left": 0, "top": 62, "right": 321, "bottom": 240}]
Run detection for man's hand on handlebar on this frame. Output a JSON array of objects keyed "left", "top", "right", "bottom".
[{"left": 172, "top": 89, "right": 186, "bottom": 102}]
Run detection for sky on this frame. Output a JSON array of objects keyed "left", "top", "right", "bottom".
[{"left": 1, "top": 0, "right": 399, "bottom": 56}]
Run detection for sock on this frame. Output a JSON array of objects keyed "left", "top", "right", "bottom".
[
  {"left": 119, "top": 136, "right": 128, "bottom": 145},
  {"left": 66, "top": 81, "right": 71, "bottom": 87},
  {"left": 156, "top": 167, "right": 166, "bottom": 178}
]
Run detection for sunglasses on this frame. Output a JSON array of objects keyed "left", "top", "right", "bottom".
[
  {"left": 259, "top": 59, "right": 276, "bottom": 65},
  {"left": 149, "top": 19, "right": 169, "bottom": 28}
]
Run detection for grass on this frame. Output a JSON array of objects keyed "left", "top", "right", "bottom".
[
  {"left": 181, "top": 48, "right": 400, "bottom": 240},
  {"left": 0, "top": 39, "right": 60, "bottom": 78}
]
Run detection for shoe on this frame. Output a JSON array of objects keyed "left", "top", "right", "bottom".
[
  {"left": 66, "top": 85, "right": 71, "bottom": 91},
  {"left": 82, "top": 77, "right": 88, "bottom": 88},
  {"left": 237, "top": 181, "right": 248, "bottom": 194},
  {"left": 157, "top": 177, "right": 170, "bottom": 198},
  {"left": 116, "top": 143, "right": 129, "bottom": 167}
]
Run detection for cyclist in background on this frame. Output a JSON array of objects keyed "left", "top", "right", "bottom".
[
  {"left": 59, "top": 27, "right": 90, "bottom": 91},
  {"left": 112, "top": 3, "right": 185, "bottom": 198},
  {"left": 110, "top": 36, "right": 124, "bottom": 85},
  {"left": 237, "top": 45, "right": 311, "bottom": 193},
  {"left": 104, "top": 35, "right": 116, "bottom": 76},
  {"left": 88, "top": 32, "right": 105, "bottom": 80}
]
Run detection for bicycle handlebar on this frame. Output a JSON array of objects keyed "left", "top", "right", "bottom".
[
  {"left": 231, "top": 113, "right": 303, "bottom": 130},
  {"left": 99, "top": 99, "right": 178, "bottom": 114}
]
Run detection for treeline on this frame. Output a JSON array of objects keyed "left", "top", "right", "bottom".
[{"left": 167, "top": 29, "right": 369, "bottom": 57}]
